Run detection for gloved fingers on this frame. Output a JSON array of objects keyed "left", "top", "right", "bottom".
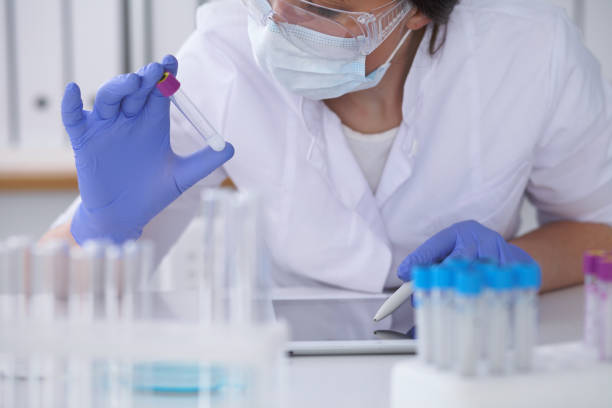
[
  {"left": 397, "top": 226, "right": 458, "bottom": 280},
  {"left": 161, "top": 55, "right": 178, "bottom": 77},
  {"left": 121, "top": 63, "right": 165, "bottom": 117},
  {"left": 61, "top": 82, "right": 88, "bottom": 145},
  {"left": 445, "top": 245, "right": 477, "bottom": 263},
  {"left": 505, "top": 243, "right": 536, "bottom": 265},
  {"left": 475, "top": 235, "right": 503, "bottom": 263},
  {"left": 93, "top": 73, "right": 141, "bottom": 120},
  {"left": 173, "top": 143, "right": 235, "bottom": 193},
  {"left": 146, "top": 55, "right": 179, "bottom": 114}
]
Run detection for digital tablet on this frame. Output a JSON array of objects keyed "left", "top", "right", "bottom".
[{"left": 272, "top": 296, "right": 416, "bottom": 356}]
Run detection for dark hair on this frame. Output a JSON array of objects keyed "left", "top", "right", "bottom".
[{"left": 410, "top": 0, "right": 459, "bottom": 54}]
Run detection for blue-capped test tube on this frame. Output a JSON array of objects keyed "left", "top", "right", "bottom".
[
  {"left": 156, "top": 72, "right": 226, "bottom": 152},
  {"left": 483, "top": 264, "right": 513, "bottom": 374},
  {"left": 513, "top": 263, "right": 541, "bottom": 371},
  {"left": 455, "top": 268, "right": 481, "bottom": 376},
  {"left": 413, "top": 266, "right": 433, "bottom": 363},
  {"left": 431, "top": 264, "right": 455, "bottom": 369}
]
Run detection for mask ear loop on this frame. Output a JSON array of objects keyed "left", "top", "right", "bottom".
[{"left": 382, "top": 28, "right": 413, "bottom": 66}]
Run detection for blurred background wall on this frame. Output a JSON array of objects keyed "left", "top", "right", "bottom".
[{"left": 0, "top": 0, "right": 611, "bottom": 241}]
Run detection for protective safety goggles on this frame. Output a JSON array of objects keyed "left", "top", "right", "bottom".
[{"left": 242, "top": 0, "right": 413, "bottom": 59}]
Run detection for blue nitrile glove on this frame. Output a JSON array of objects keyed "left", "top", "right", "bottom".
[
  {"left": 397, "top": 220, "right": 536, "bottom": 281},
  {"left": 61, "top": 55, "right": 235, "bottom": 244}
]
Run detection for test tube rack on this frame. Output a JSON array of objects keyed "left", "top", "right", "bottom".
[{"left": 391, "top": 342, "right": 612, "bottom": 408}]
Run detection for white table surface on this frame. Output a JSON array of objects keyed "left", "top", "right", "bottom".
[{"left": 284, "top": 285, "right": 585, "bottom": 408}]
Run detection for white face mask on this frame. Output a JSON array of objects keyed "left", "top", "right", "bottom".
[{"left": 247, "top": 17, "right": 412, "bottom": 100}]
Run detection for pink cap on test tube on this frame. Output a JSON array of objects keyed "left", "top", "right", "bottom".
[
  {"left": 156, "top": 72, "right": 181, "bottom": 97},
  {"left": 584, "top": 250, "right": 606, "bottom": 276},
  {"left": 597, "top": 258, "right": 612, "bottom": 282}
]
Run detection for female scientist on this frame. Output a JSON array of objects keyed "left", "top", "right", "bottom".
[{"left": 45, "top": 0, "right": 612, "bottom": 293}]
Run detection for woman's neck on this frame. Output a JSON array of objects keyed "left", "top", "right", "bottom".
[{"left": 324, "top": 28, "right": 425, "bottom": 134}]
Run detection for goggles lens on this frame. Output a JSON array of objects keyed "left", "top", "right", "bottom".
[{"left": 243, "top": 0, "right": 411, "bottom": 59}]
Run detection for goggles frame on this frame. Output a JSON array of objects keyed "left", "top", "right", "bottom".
[{"left": 243, "top": 0, "right": 413, "bottom": 57}]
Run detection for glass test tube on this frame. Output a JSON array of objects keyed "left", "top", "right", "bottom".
[
  {"left": 584, "top": 251, "right": 605, "bottom": 348},
  {"left": 122, "top": 241, "right": 140, "bottom": 322},
  {"left": 201, "top": 189, "right": 264, "bottom": 326},
  {"left": 67, "top": 243, "right": 102, "bottom": 408},
  {"left": 412, "top": 266, "right": 433, "bottom": 363},
  {"left": 69, "top": 242, "right": 104, "bottom": 322},
  {"left": 597, "top": 258, "right": 612, "bottom": 361},
  {"left": 29, "top": 241, "right": 68, "bottom": 408},
  {"left": 513, "top": 264, "right": 541, "bottom": 371},
  {"left": 3, "top": 237, "right": 31, "bottom": 319},
  {"left": 484, "top": 265, "right": 513, "bottom": 374},
  {"left": 455, "top": 269, "right": 481, "bottom": 376},
  {"left": 104, "top": 245, "right": 122, "bottom": 321},
  {"left": 0, "top": 242, "right": 15, "bottom": 408},
  {"left": 431, "top": 265, "right": 455, "bottom": 369},
  {"left": 30, "top": 240, "right": 68, "bottom": 321},
  {"left": 156, "top": 72, "right": 226, "bottom": 152}
]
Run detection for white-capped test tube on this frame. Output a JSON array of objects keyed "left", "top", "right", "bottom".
[
  {"left": 483, "top": 264, "right": 513, "bottom": 374},
  {"left": 584, "top": 250, "right": 605, "bottom": 348},
  {"left": 431, "top": 265, "right": 455, "bottom": 369},
  {"left": 156, "top": 72, "right": 226, "bottom": 151},
  {"left": 513, "top": 263, "right": 541, "bottom": 371},
  {"left": 455, "top": 268, "right": 482, "bottom": 376},
  {"left": 597, "top": 258, "right": 612, "bottom": 361},
  {"left": 412, "top": 266, "right": 433, "bottom": 363}
]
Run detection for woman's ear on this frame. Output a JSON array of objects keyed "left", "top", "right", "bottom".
[{"left": 405, "top": 8, "right": 431, "bottom": 30}]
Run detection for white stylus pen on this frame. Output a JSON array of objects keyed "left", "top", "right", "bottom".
[{"left": 373, "top": 282, "right": 414, "bottom": 322}]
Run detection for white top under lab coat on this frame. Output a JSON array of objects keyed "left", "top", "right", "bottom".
[{"left": 55, "top": 0, "right": 612, "bottom": 293}]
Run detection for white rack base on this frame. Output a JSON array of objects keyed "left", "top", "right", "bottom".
[{"left": 391, "top": 342, "right": 612, "bottom": 408}]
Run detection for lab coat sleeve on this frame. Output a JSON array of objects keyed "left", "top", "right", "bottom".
[{"left": 526, "top": 10, "right": 612, "bottom": 226}]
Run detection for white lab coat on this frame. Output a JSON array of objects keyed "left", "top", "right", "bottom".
[{"left": 55, "top": 0, "right": 612, "bottom": 293}]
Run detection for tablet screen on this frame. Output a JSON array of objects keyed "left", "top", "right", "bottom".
[{"left": 272, "top": 297, "right": 415, "bottom": 342}]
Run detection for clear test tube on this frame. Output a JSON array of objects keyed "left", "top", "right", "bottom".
[
  {"left": 412, "top": 265, "right": 433, "bottom": 363},
  {"left": 30, "top": 240, "right": 68, "bottom": 321},
  {"left": 201, "top": 189, "right": 234, "bottom": 325},
  {"left": 0, "top": 243, "right": 10, "bottom": 321},
  {"left": 596, "top": 258, "right": 612, "bottom": 361},
  {"left": 454, "top": 268, "right": 482, "bottom": 376},
  {"left": 68, "top": 242, "right": 106, "bottom": 322},
  {"left": 584, "top": 250, "right": 605, "bottom": 348},
  {"left": 513, "top": 263, "right": 541, "bottom": 371},
  {"left": 104, "top": 245, "right": 122, "bottom": 321},
  {"left": 431, "top": 264, "right": 455, "bottom": 370},
  {"left": 29, "top": 240, "right": 68, "bottom": 408},
  {"left": 157, "top": 72, "right": 226, "bottom": 151},
  {"left": 483, "top": 264, "right": 513, "bottom": 374},
  {"left": 0, "top": 242, "right": 15, "bottom": 408},
  {"left": 122, "top": 241, "right": 140, "bottom": 322},
  {"left": 4, "top": 237, "right": 31, "bottom": 319},
  {"left": 227, "top": 191, "right": 260, "bottom": 324}
]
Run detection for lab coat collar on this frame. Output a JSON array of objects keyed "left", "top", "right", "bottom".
[
  {"left": 300, "top": 98, "right": 388, "bottom": 242},
  {"left": 376, "top": 25, "right": 437, "bottom": 206},
  {"left": 300, "top": 25, "right": 437, "bottom": 226}
]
